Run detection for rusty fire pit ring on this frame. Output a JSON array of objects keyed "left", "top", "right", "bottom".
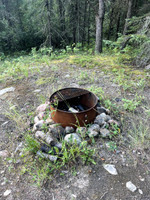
[{"left": 50, "top": 88, "right": 98, "bottom": 128}]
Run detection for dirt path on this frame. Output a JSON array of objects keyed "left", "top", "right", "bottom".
[{"left": 0, "top": 62, "right": 150, "bottom": 200}]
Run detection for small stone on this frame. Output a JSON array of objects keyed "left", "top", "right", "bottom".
[
  {"left": 106, "top": 109, "right": 110, "bottom": 115},
  {"left": 88, "top": 130, "right": 99, "bottom": 137},
  {"left": 108, "top": 119, "right": 120, "bottom": 127},
  {"left": 0, "top": 150, "right": 9, "bottom": 158},
  {"left": 15, "top": 142, "right": 23, "bottom": 153},
  {"left": 126, "top": 181, "right": 137, "bottom": 192},
  {"left": 65, "top": 126, "right": 75, "bottom": 134},
  {"left": 1, "top": 121, "right": 9, "bottom": 127},
  {"left": 49, "top": 124, "right": 65, "bottom": 139},
  {"left": 88, "top": 124, "right": 100, "bottom": 132},
  {"left": 103, "top": 164, "right": 118, "bottom": 175},
  {"left": 64, "top": 133, "right": 81, "bottom": 145},
  {"left": 38, "top": 112, "right": 45, "bottom": 120},
  {"left": 48, "top": 155, "right": 58, "bottom": 162},
  {"left": 3, "top": 189, "right": 11, "bottom": 197},
  {"left": 34, "top": 116, "right": 39, "bottom": 124},
  {"left": 145, "top": 64, "right": 150, "bottom": 70},
  {"left": 97, "top": 107, "right": 107, "bottom": 114},
  {"left": 0, "top": 87, "right": 15, "bottom": 96},
  {"left": 45, "top": 135, "right": 54, "bottom": 145},
  {"left": 138, "top": 189, "right": 143, "bottom": 195},
  {"left": 65, "top": 74, "right": 70, "bottom": 78},
  {"left": 1, "top": 181, "right": 6, "bottom": 186},
  {"left": 33, "top": 89, "right": 41, "bottom": 93},
  {"left": 35, "top": 131, "right": 46, "bottom": 140},
  {"left": 94, "top": 115, "right": 105, "bottom": 126},
  {"left": 106, "top": 115, "right": 111, "bottom": 121},
  {"left": 100, "top": 128, "right": 110, "bottom": 138},
  {"left": 55, "top": 142, "right": 62, "bottom": 149},
  {"left": 36, "top": 151, "right": 57, "bottom": 162},
  {"left": 140, "top": 178, "right": 145, "bottom": 182},
  {"left": 34, "top": 120, "right": 44, "bottom": 130},
  {"left": 88, "top": 124, "right": 100, "bottom": 137},
  {"left": 36, "top": 104, "right": 48, "bottom": 113},
  {"left": 76, "top": 127, "right": 87, "bottom": 137},
  {"left": 45, "top": 117, "right": 54, "bottom": 125}
]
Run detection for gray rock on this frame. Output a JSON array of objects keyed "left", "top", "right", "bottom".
[
  {"left": 138, "top": 189, "right": 143, "bottom": 195},
  {"left": 0, "top": 87, "right": 15, "bottom": 96},
  {"left": 65, "top": 74, "right": 70, "bottom": 78},
  {"left": 108, "top": 119, "right": 120, "bottom": 127},
  {"left": 0, "top": 150, "right": 9, "bottom": 158},
  {"left": 100, "top": 128, "right": 110, "bottom": 138},
  {"left": 3, "top": 189, "right": 11, "bottom": 197},
  {"left": 55, "top": 142, "right": 62, "bottom": 150},
  {"left": 88, "top": 124, "right": 100, "bottom": 132},
  {"left": 33, "top": 89, "right": 41, "bottom": 93},
  {"left": 35, "top": 131, "right": 46, "bottom": 140},
  {"left": 97, "top": 107, "right": 107, "bottom": 114},
  {"left": 103, "top": 164, "right": 118, "bottom": 175},
  {"left": 38, "top": 112, "right": 45, "bottom": 120},
  {"left": 76, "top": 127, "right": 87, "bottom": 137},
  {"left": 106, "top": 115, "right": 111, "bottom": 121},
  {"left": 49, "top": 124, "right": 65, "bottom": 138},
  {"left": 64, "top": 133, "right": 81, "bottom": 145},
  {"left": 145, "top": 64, "right": 150, "bottom": 70},
  {"left": 45, "top": 135, "right": 55, "bottom": 145},
  {"left": 95, "top": 113, "right": 111, "bottom": 126},
  {"left": 94, "top": 114, "right": 105, "bottom": 126},
  {"left": 65, "top": 126, "right": 75, "bottom": 134},
  {"left": 45, "top": 117, "right": 54, "bottom": 125},
  {"left": 101, "top": 122, "right": 109, "bottom": 129},
  {"left": 88, "top": 124, "right": 100, "bottom": 137},
  {"left": 15, "top": 142, "right": 23, "bottom": 153},
  {"left": 1, "top": 121, "right": 9, "bottom": 127},
  {"left": 34, "top": 116, "right": 39, "bottom": 124},
  {"left": 36, "top": 104, "right": 48, "bottom": 113},
  {"left": 33, "top": 120, "right": 44, "bottom": 131},
  {"left": 36, "top": 151, "right": 57, "bottom": 162},
  {"left": 126, "top": 181, "right": 137, "bottom": 192},
  {"left": 88, "top": 130, "right": 99, "bottom": 137}
]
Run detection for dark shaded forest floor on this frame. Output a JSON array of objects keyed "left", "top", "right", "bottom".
[{"left": 0, "top": 53, "right": 150, "bottom": 200}]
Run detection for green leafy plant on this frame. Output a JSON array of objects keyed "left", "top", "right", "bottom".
[
  {"left": 106, "top": 141, "right": 117, "bottom": 152},
  {"left": 109, "top": 124, "right": 120, "bottom": 139},
  {"left": 24, "top": 135, "right": 40, "bottom": 154},
  {"left": 122, "top": 95, "right": 142, "bottom": 111}
]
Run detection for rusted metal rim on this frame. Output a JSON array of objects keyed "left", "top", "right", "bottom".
[
  {"left": 50, "top": 87, "right": 98, "bottom": 113},
  {"left": 49, "top": 87, "right": 98, "bottom": 127}
]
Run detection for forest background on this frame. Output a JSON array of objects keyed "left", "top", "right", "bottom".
[{"left": 0, "top": 0, "right": 150, "bottom": 68}]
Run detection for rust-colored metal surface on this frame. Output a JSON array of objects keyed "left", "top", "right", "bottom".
[{"left": 50, "top": 88, "right": 98, "bottom": 128}]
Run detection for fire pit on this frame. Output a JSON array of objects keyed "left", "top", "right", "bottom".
[{"left": 50, "top": 88, "right": 98, "bottom": 127}]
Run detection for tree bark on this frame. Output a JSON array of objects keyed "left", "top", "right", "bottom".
[
  {"left": 45, "top": 0, "right": 52, "bottom": 47},
  {"left": 115, "top": 12, "right": 121, "bottom": 40},
  {"left": 95, "top": 0, "right": 105, "bottom": 53},
  {"left": 107, "top": 5, "right": 114, "bottom": 40},
  {"left": 123, "top": 0, "right": 133, "bottom": 35},
  {"left": 82, "top": 0, "right": 87, "bottom": 48},
  {"left": 87, "top": 2, "right": 91, "bottom": 46}
]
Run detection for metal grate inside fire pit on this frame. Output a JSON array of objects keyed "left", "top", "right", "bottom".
[{"left": 50, "top": 88, "right": 98, "bottom": 127}]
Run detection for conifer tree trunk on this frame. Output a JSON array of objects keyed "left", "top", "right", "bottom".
[
  {"left": 123, "top": 0, "right": 133, "bottom": 35},
  {"left": 87, "top": 2, "right": 91, "bottom": 46},
  {"left": 82, "top": 0, "right": 87, "bottom": 48},
  {"left": 95, "top": 0, "right": 105, "bottom": 53},
  {"left": 45, "top": 0, "right": 52, "bottom": 47}
]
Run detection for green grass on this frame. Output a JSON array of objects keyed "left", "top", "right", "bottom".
[{"left": 22, "top": 135, "right": 96, "bottom": 187}]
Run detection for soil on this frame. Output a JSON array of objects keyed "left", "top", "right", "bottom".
[{"left": 0, "top": 62, "right": 150, "bottom": 200}]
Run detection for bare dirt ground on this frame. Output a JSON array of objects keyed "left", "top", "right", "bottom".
[{"left": 0, "top": 61, "right": 150, "bottom": 200}]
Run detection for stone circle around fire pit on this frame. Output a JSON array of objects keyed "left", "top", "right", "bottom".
[{"left": 31, "top": 98, "right": 120, "bottom": 162}]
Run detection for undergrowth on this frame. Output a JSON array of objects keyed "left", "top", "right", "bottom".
[{"left": 22, "top": 134, "right": 96, "bottom": 187}]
